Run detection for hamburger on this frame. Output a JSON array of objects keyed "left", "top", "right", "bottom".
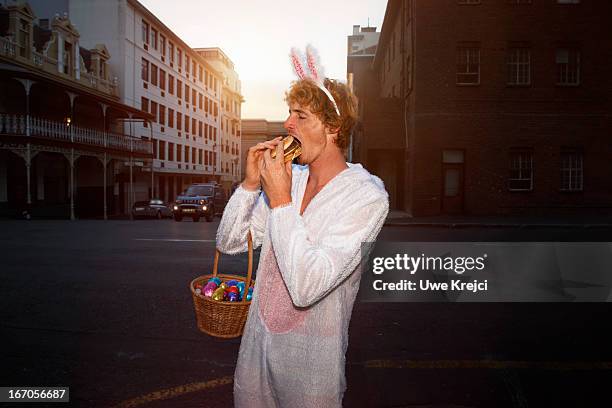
[{"left": 270, "top": 135, "right": 302, "bottom": 162}]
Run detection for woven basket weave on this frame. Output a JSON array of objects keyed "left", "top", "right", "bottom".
[{"left": 190, "top": 233, "right": 254, "bottom": 338}]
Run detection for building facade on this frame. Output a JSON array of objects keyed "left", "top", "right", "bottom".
[
  {"left": 194, "top": 47, "right": 243, "bottom": 194},
  {"left": 57, "top": 0, "right": 241, "bottom": 201},
  {"left": 240, "top": 119, "right": 285, "bottom": 182},
  {"left": 353, "top": 0, "right": 612, "bottom": 216},
  {"left": 0, "top": 2, "right": 152, "bottom": 219}
]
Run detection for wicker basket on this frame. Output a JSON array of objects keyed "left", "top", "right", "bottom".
[{"left": 190, "top": 233, "right": 254, "bottom": 338}]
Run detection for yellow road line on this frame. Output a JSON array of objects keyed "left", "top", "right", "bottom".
[
  {"left": 111, "top": 376, "right": 233, "bottom": 408},
  {"left": 365, "top": 359, "right": 612, "bottom": 370}
]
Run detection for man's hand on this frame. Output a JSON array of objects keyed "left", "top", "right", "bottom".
[
  {"left": 242, "top": 137, "right": 282, "bottom": 191},
  {"left": 260, "top": 142, "right": 293, "bottom": 208}
]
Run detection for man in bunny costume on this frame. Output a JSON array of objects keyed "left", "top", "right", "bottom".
[{"left": 216, "top": 48, "right": 388, "bottom": 408}]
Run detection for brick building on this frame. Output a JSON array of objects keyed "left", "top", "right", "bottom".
[{"left": 352, "top": 0, "right": 612, "bottom": 216}]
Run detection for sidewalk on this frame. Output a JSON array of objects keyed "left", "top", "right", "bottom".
[{"left": 385, "top": 210, "right": 612, "bottom": 228}]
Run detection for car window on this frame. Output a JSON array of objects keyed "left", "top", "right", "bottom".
[
  {"left": 134, "top": 201, "right": 149, "bottom": 206},
  {"left": 185, "top": 185, "right": 213, "bottom": 196}
]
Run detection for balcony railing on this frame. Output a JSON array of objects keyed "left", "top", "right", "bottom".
[
  {"left": 0, "top": 36, "right": 17, "bottom": 57},
  {"left": 0, "top": 113, "right": 152, "bottom": 155}
]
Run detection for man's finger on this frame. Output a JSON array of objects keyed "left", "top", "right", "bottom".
[
  {"left": 275, "top": 142, "right": 284, "bottom": 163},
  {"left": 263, "top": 148, "right": 272, "bottom": 166},
  {"left": 285, "top": 159, "right": 293, "bottom": 178}
]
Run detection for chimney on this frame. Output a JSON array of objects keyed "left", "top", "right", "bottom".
[{"left": 353, "top": 25, "right": 360, "bottom": 35}]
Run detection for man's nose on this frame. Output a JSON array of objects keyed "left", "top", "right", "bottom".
[{"left": 284, "top": 116, "right": 295, "bottom": 131}]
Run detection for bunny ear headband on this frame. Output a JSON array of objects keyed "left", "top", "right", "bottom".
[{"left": 290, "top": 45, "right": 341, "bottom": 116}]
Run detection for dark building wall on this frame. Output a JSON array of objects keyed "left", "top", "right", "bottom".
[{"left": 371, "top": 0, "right": 612, "bottom": 216}]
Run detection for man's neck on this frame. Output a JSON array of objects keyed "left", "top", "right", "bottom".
[{"left": 307, "top": 145, "right": 348, "bottom": 187}]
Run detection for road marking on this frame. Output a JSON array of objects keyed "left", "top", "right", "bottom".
[
  {"left": 110, "top": 359, "right": 612, "bottom": 407},
  {"left": 111, "top": 376, "right": 233, "bottom": 408},
  {"left": 134, "top": 238, "right": 216, "bottom": 242},
  {"left": 365, "top": 359, "right": 612, "bottom": 370}
]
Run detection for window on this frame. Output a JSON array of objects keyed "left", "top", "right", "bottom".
[
  {"left": 160, "top": 35, "right": 166, "bottom": 56},
  {"left": 507, "top": 48, "right": 531, "bottom": 85},
  {"left": 141, "top": 58, "right": 149, "bottom": 81},
  {"left": 556, "top": 48, "right": 580, "bottom": 85},
  {"left": 159, "top": 140, "right": 165, "bottom": 160},
  {"left": 198, "top": 121, "right": 203, "bottom": 137},
  {"left": 151, "top": 28, "right": 158, "bottom": 50},
  {"left": 168, "top": 74, "right": 174, "bottom": 94},
  {"left": 159, "top": 69, "right": 166, "bottom": 91},
  {"left": 205, "top": 124, "right": 209, "bottom": 140},
  {"left": 198, "top": 149, "right": 203, "bottom": 165},
  {"left": 169, "top": 42, "right": 174, "bottom": 63},
  {"left": 205, "top": 150, "right": 209, "bottom": 165},
  {"left": 141, "top": 97, "right": 149, "bottom": 113},
  {"left": 141, "top": 20, "right": 149, "bottom": 44},
  {"left": 198, "top": 65, "right": 203, "bottom": 82},
  {"left": 185, "top": 84, "right": 190, "bottom": 103},
  {"left": 177, "top": 79, "right": 182, "bottom": 98},
  {"left": 152, "top": 138, "right": 157, "bottom": 157},
  {"left": 150, "top": 101, "right": 158, "bottom": 123},
  {"left": 457, "top": 45, "right": 480, "bottom": 85},
  {"left": 192, "top": 118, "right": 196, "bottom": 135},
  {"left": 185, "top": 115, "right": 190, "bottom": 133},
  {"left": 168, "top": 142, "right": 174, "bottom": 161},
  {"left": 199, "top": 93, "right": 203, "bottom": 110},
  {"left": 177, "top": 48, "right": 182, "bottom": 68},
  {"left": 561, "top": 150, "right": 583, "bottom": 191},
  {"left": 177, "top": 144, "right": 182, "bottom": 162},
  {"left": 158, "top": 105, "right": 165, "bottom": 125},
  {"left": 151, "top": 64, "right": 158, "bottom": 86},
  {"left": 184, "top": 145, "right": 189, "bottom": 163},
  {"left": 508, "top": 151, "right": 533, "bottom": 191},
  {"left": 176, "top": 112, "right": 182, "bottom": 130},
  {"left": 186, "top": 55, "right": 190, "bottom": 74},
  {"left": 192, "top": 61, "right": 197, "bottom": 77},
  {"left": 192, "top": 147, "right": 196, "bottom": 164},
  {"left": 192, "top": 89, "right": 197, "bottom": 106},
  {"left": 168, "top": 108, "right": 174, "bottom": 128},
  {"left": 205, "top": 97, "right": 209, "bottom": 112}
]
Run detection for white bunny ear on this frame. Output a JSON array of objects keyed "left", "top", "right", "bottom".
[
  {"left": 305, "top": 44, "right": 322, "bottom": 83},
  {"left": 290, "top": 47, "right": 307, "bottom": 80}
]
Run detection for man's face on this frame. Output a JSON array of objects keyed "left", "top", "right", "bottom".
[{"left": 283, "top": 102, "right": 328, "bottom": 165}]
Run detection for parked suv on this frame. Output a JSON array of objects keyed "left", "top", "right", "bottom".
[{"left": 173, "top": 183, "right": 227, "bottom": 222}]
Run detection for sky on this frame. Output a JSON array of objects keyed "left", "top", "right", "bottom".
[{"left": 139, "top": 0, "right": 388, "bottom": 121}]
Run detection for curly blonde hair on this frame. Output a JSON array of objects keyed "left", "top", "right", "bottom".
[{"left": 285, "top": 79, "right": 358, "bottom": 150}]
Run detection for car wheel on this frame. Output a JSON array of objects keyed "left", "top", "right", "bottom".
[
  {"left": 174, "top": 215, "right": 183, "bottom": 222},
  {"left": 193, "top": 216, "right": 200, "bottom": 222}
]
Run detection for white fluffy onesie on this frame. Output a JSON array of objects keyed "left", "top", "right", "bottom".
[{"left": 216, "top": 162, "right": 389, "bottom": 408}]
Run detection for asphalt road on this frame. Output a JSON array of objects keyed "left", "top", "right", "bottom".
[{"left": 1, "top": 218, "right": 611, "bottom": 407}]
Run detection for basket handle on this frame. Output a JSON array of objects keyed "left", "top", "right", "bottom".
[{"left": 213, "top": 231, "right": 253, "bottom": 303}]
